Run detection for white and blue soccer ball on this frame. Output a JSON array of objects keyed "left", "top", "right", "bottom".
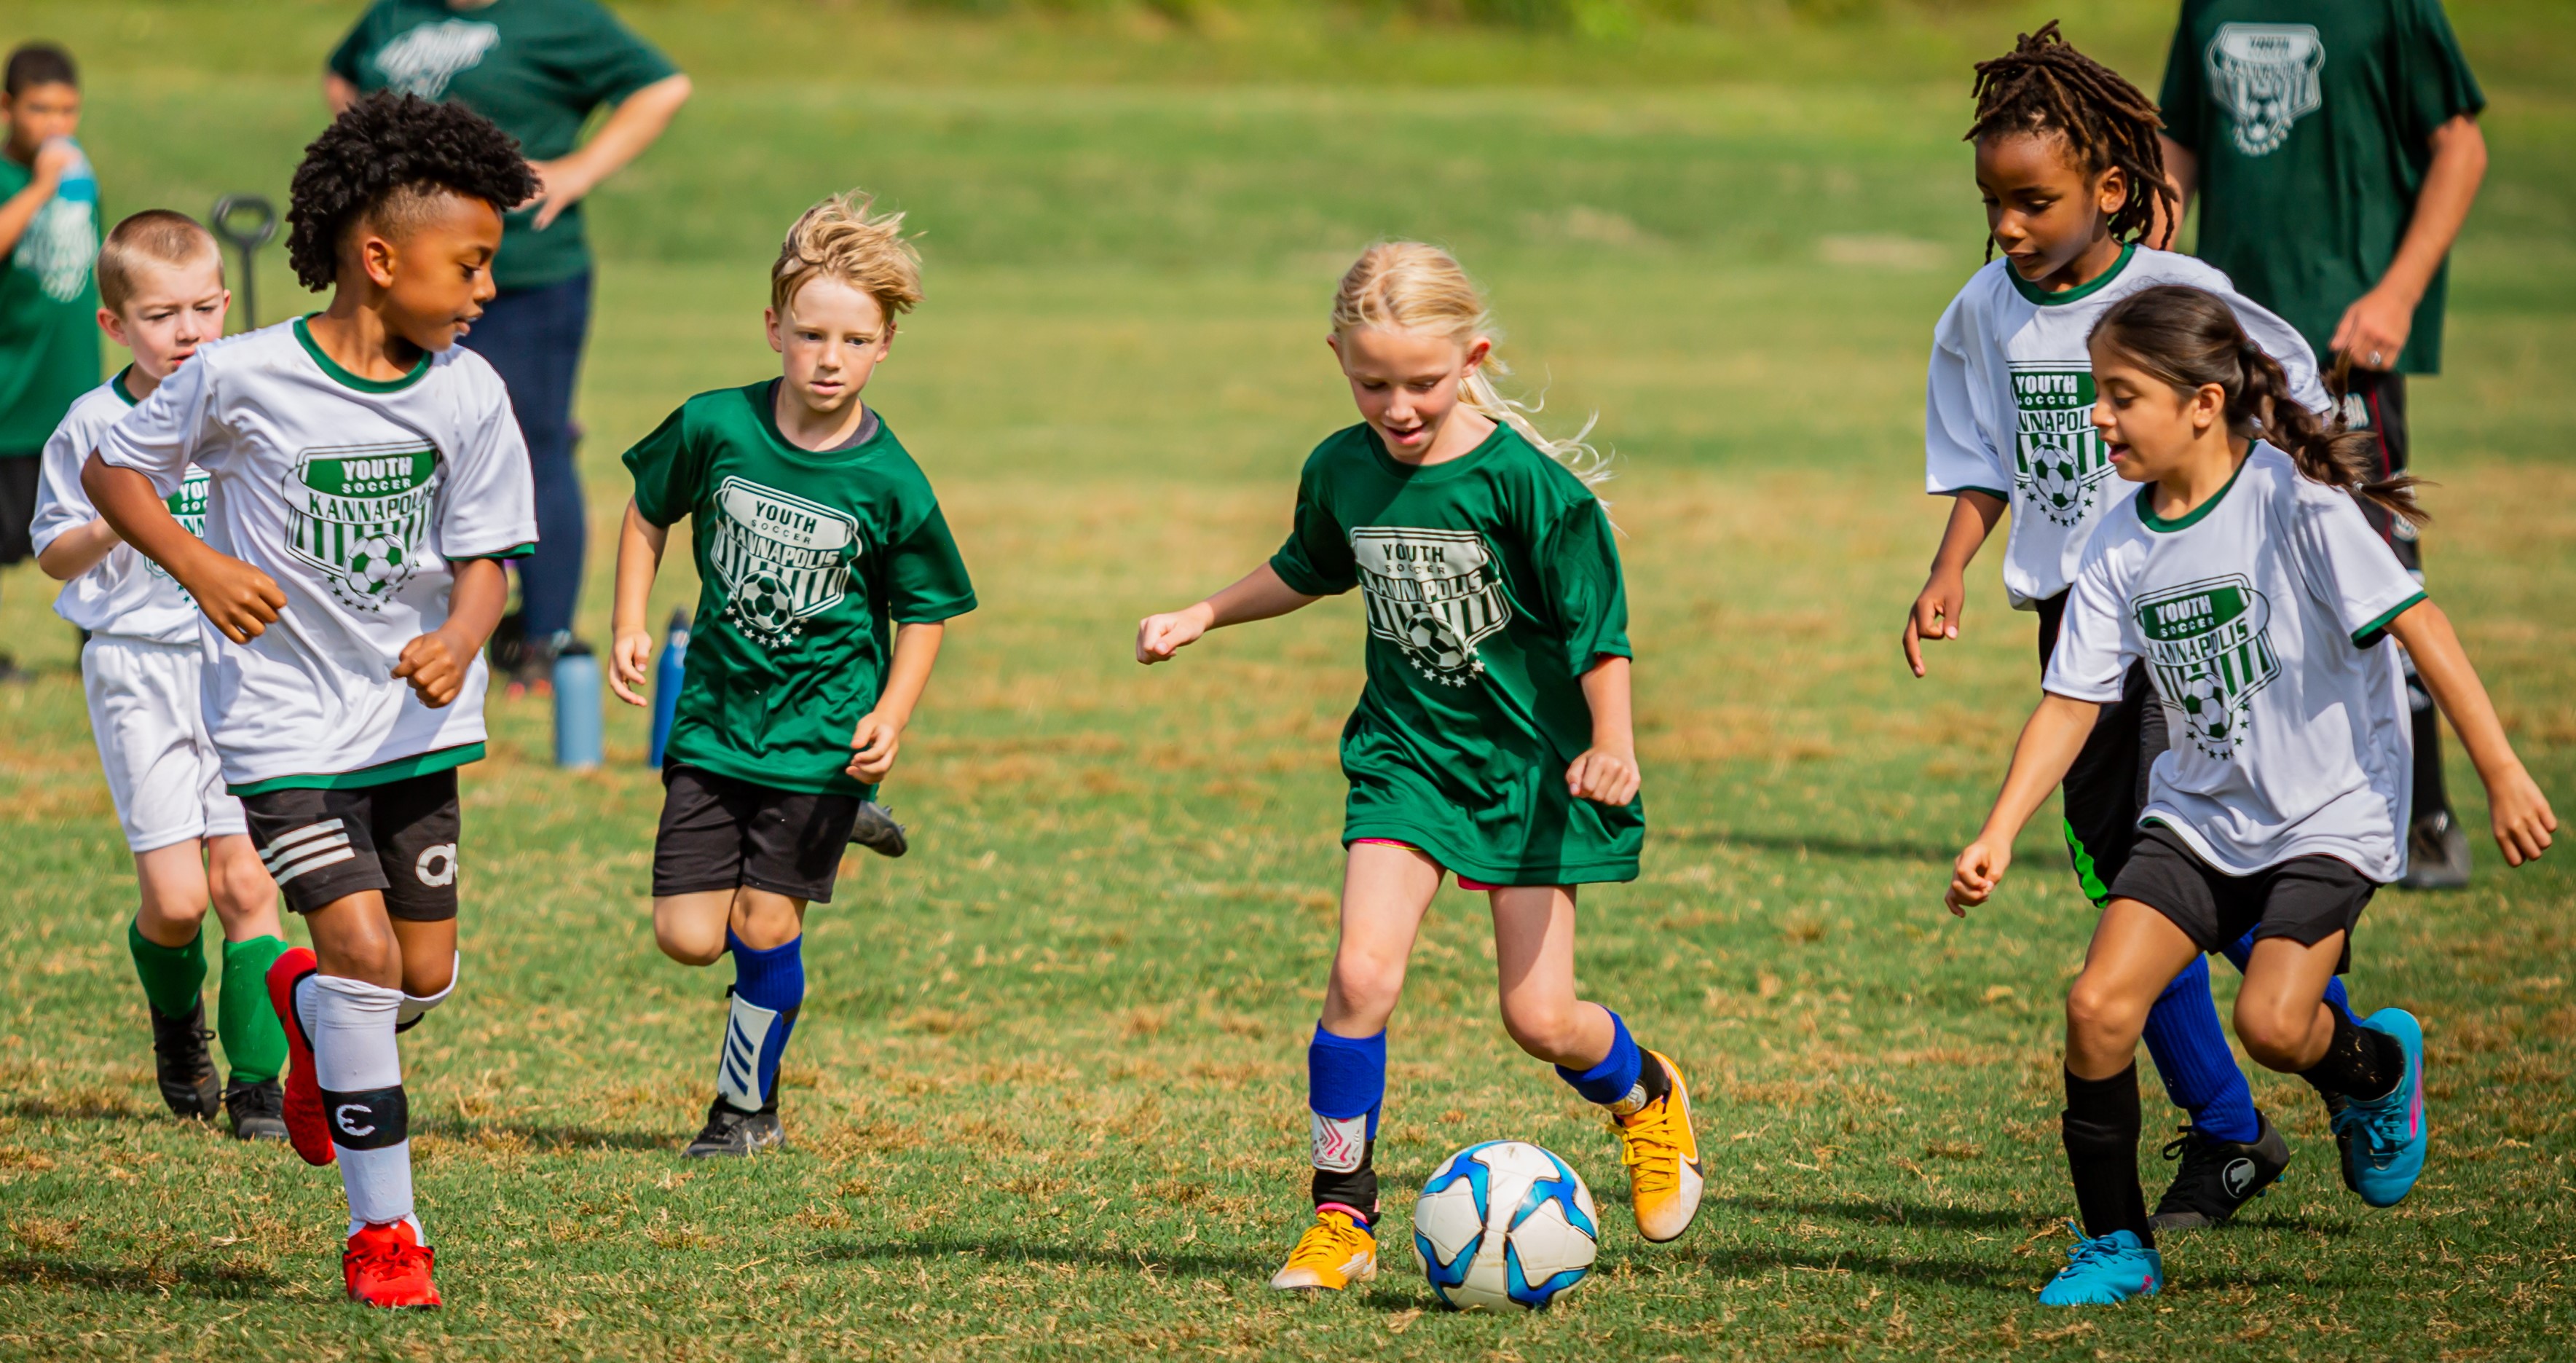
[{"left": 1411, "top": 1140, "right": 1599, "bottom": 1311}]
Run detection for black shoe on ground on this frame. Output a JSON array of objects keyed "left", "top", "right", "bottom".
[
  {"left": 2400, "top": 811, "right": 2472, "bottom": 890},
  {"left": 148, "top": 999, "right": 221, "bottom": 1120},
  {"left": 2149, "top": 1112, "right": 2291, "bottom": 1230},
  {"left": 224, "top": 1077, "right": 288, "bottom": 1142},
  {"left": 683, "top": 1098, "right": 785, "bottom": 1158},
  {"left": 848, "top": 801, "right": 908, "bottom": 859}
]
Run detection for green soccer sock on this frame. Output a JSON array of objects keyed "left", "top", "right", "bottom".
[
  {"left": 127, "top": 919, "right": 208, "bottom": 1020},
  {"left": 217, "top": 935, "right": 291, "bottom": 1085}
]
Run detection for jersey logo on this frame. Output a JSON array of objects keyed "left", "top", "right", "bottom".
[
  {"left": 2010, "top": 364, "right": 2110, "bottom": 528},
  {"left": 373, "top": 19, "right": 500, "bottom": 101},
  {"left": 2207, "top": 24, "right": 2325, "bottom": 158},
  {"left": 284, "top": 444, "right": 442, "bottom": 612},
  {"left": 1350, "top": 528, "right": 1510, "bottom": 687},
  {"left": 143, "top": 467, "right": 213, "bottom": 593},
  {"left": 2137, "top": 575, "right": 2280, "bottom": 759},
  {"left": 17, "top": 187, "right": 95, "bottom": 303},
  {"left": 706, "top": 477, "right": 862, "bottom": 647}
]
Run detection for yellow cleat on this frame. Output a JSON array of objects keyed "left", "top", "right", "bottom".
[
  {"left": 1267, "top": 1207, "right": 1378, "bottom": 1292},
  {"left": 1615, "top": 1050, "right": 1705, "bottom": 1243}
]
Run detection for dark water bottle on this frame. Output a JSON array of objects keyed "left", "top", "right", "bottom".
[{"left": 647, "top": 609, "right": 690, "bottom": 769}]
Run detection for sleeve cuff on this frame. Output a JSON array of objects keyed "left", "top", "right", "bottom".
[
  {"left": 453, "top": 542, "right": 537, "bottom": 562},
  {"left": 2042, "top": 679, "right": 2125, "bottom": 705},
  {"left": 892, "top": 594, "right": 977, "bottom": 625},
  {"left": 1934, "top": 485, "right": 2010, "bottom": 501},
  {"left": 1267, "top": 553, "right": 1339, "bottom": 598},
  {"left": 2351, "top": 591, "right": 2426, "bottom": 649}
]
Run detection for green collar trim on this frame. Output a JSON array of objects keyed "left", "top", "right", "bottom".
[
  {"left": 2139, "top": 457, "right": 2248, "bottom": 533},
  {"left": 1363, "top": 420, "right": 1508, "bottom": 482},
  {"left": 754, "top": 381, "right": 884, "bottom": 463},
  {"left": 109, "top": 366, "right": 141, "bottom": 406},
  {"left": 294, "top": 315, "right": 433, "bottom": 394},
  {"left": 2009, "top": 240, "right": 2138, "bottom": 307},
  {"left": 226, "top": 742, "right": 484, "bottom": 796}
]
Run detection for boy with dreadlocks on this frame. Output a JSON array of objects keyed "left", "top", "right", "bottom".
[
  {"left": 1900, "top": 23, "right": 2343, "bottom": 1232},
  {"left": 82, "top": 93, "right": 539, "bottom": 1308}
]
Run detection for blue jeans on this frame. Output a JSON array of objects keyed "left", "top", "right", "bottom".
[{"left": 460, "top": 270, "right": 592, "bottom": 641}]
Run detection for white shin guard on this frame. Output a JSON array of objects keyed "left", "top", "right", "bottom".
[{"left": 304, "top": 973, "right": 414, "bottom": 1230}]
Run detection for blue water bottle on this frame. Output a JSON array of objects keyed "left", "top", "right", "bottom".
[
  {"left": 552, "top": 641, "right": 602, "bottom": 770},
  {"left": 646, "top": 608, "right": 690, "bottom": 769}
]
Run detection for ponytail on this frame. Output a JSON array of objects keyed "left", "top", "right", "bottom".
[{"left": 2092, "top": 286, "right": 2426, "bottom": 526}]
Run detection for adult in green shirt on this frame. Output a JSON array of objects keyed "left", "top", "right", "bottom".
[
  {"left": 326, "top": 0, "right": 690, "bottom": 687},
  {"left": 2156, "top": 0, "right": 2489, "bottom": 889}
]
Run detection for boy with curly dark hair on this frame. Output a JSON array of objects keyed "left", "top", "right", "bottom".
[{"left": 82, "top": 91, "right": 539, "bottom": 1309}]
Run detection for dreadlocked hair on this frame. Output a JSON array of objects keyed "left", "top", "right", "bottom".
[
  {"left": 2092, "top": 285, "right": 2427, "bottom": 526},
  {"left": 1966, "top": 20, "right": 2178, "bottom": 259},
  {"left": 286, "top": 92, "right": 537, "bottom": 292}
]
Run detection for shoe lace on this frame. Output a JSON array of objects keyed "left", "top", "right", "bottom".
[
  {"left": 2057, "top": 1222, "right": 2121, "bottom": 1273},
  {"left": 348, "top": 1227, "right": 426, "bottom": 1277},
  {"left": 2330, "top": 1091, "right": 2408, "bottom": 1168},
  {"left": 1616, "top": 1096, "right": 1682, "bottom": 1196},
  {"left": 1285, "top": 1214, "right": 1369, "bottom": 1270},
  {"left": 2152, "top": 1126, "right": 2226, "bottom": 1212}
]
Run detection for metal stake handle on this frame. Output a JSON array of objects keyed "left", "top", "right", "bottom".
[{"left": 209, "top": 195, "right": 277, "bottom": 334}]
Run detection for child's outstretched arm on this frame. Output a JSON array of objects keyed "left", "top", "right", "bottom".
[
  {"left": 2387, "top": 601, "right": 2557, "bottom": 865},
  {"left": 1134, "top": 563, "right": 1317, "bottom": 664},
  {"left": 848, "top": 621, "right": 947, "bottom": 784},
  {"left": 608, "top": 499, "right": 669, "bottom": 707},
  {"left": 1567, "top": 655, "right": 1641, "bottom": 807},
  {"left": 1904, "top": 489, "right": 2006, "bottom": 678},
  {"left": 82, "top": 455, "right": 284, "bottom": 643},
  {"left": 1948, "top": 693, "right": 2101, "bottom": 915}
]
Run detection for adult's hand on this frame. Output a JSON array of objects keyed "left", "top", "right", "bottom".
[
  {"left": 2330, "top": 285, "right": 2416, "bottom": 372},
  {"left": 522, "top": 72, "right": 691, "bottom": 230}
]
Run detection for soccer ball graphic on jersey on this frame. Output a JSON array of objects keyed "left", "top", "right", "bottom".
[
  {"left": 1401, "top": 608, "right": 1473, "bottom": 675},
  {"left": 2028, "top": 445, "right": 2091, "bottom": 524},
  {"left": 731, "top": 570, "right": 801, "bottom": 639},
  {"left": 347, "top": 535, "right": 406, "bottom": 590},
  {"left": 1412, "top": 1141, "right": 1599, "bottom": 1311},
  {"left": 2170, "top": 670, "right": 2234, "bottom": 748}
]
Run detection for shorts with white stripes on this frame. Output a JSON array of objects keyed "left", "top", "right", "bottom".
[{"left": 238, "top": 771, "right": 462, "bottom": 920}]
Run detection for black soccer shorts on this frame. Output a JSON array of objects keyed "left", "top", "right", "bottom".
[
  {"left": 653, "top": 763, "right": 862, "bottom": 903},
  {"left": 2036, "top": 591, "right": 2171, "bottom": 903},
  {"left": 2111, "top": 825, "right": 2376, "bottom": 973},
  {"left": 240, "top": 770, "right": 461, "bottom": 920}
]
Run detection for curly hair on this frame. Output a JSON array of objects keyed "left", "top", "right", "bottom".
[
  {"left": 2092, "top": 285, "right": 2425, "bottom": 526},
  {"left": 285, "top": 92, "right": 537, "bottom": 291},
  {"left": 1967, "top": 20, "right": 2178, "bottom": 257}
]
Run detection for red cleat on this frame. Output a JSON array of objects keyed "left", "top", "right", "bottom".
[
  {"left": 264, "top": 948, "right": 334, "bottom": 1166},
  {"left": 343, "top": 1220, "right": 441, "bottom": 1308}
]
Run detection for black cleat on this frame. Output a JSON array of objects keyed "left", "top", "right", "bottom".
[
  {"left": 683, "top": 1098, "right": 785, "bottom": 1158},
  {"left": 2150, "top": 1112, "right": 2291, "bottom": 1230},
  {"left": 149, "top": 999, "right": 221, "bottom": 1120},
  {"left": 2399, "top": 811, "right": 2472, "bottom": 890},
  {"left": 224, "top": 1078, "right": 288, "bottom": 1142},
  {"left": 848, "top": 801, "right": 908, "bottom": 858}
]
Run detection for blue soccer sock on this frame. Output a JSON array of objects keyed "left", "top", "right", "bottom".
[
  {"left": 1308, "top": 1025, "right": 1385, "bottom": 1217},
  {"left": 1556, "top": 1007, "right": 1645, "bottom": 1107},
  {"left": 2221, "top": 929, "right": 2356, "bottom": 1024},
  {"left": 716, "top": 930, "right": 803, "bottom": 1113},
  {"left": 2140, "top": 954, "right": 2261, "bottom": 1144}
]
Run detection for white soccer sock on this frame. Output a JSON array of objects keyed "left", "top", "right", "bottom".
[
  {"left": 397, "top": 952, "right": 460, "bottom": 1029},
  {"left": 306, "top": 973, "right": 417, "bottom": 1233}
]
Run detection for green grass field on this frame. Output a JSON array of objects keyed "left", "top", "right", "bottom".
[{"left": 1, "top": 1, "right": 2571, "bottom": 1356}]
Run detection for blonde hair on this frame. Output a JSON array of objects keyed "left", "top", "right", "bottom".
[
  {"left": 771, "top": 191, "right": 923, "bottom": 322},
  {"left": 98, "top": 210, "right": 221, "bottom": 314},
  {"left": 1330, "top": 242, "right": 1607, "bottom": 490}
]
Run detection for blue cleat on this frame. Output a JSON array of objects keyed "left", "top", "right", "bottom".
[
  {"left": 2036, "top": 1225, "right": 2163, "bottom": 1306},
  {"left": 2332, "top": 1007, "right": 2428, "bottom": 1207}
]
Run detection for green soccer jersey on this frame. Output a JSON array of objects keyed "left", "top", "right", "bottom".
[
  {"left": 1268, "top": 423, "right": 1641, "bottom": 887},
  {"left": 328, "top": 0, "right": 680, "bottom": 292},
  {"left": 0, "top": 152, "right": 101, "bottom": 453},
  {"left": 626, "top": 384, "right": 977, "bottom": 798},
  {"left": 2159, "top": 0, "right": 2484, "bottom": 374}
]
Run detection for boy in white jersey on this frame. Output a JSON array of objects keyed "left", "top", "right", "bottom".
[
  {"left": 30, "top": 211, "right": 291, "bottom": 1140},
  {"left": 1901, "top": 24, "right": 2339, "bottom": 1232},
  {"left": 82, "top": 94, "right": 539, "bottom": 1310},
  {"left": 1948, "top": 284, "right": 2555, "bottom": 1305}
]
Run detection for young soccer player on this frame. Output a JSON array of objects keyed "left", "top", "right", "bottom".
[
  {"left": 1903, "top": 23, "right": 2346, "bottom": 1230},
  {"left": 82, "top": 93, "right": 539, "bottom": 1308},
  {"left": 1948, "top": 283, "right": 2556, "bottom": 1305},
  {"left": 1136, "top": 243, "right": 1700, "bottom": 1292},
  {"left": 30, "top": 211, "right": 291, "bottom": 1139},
  {"left": 1, "top": 42, "right": 101, "bottom": 678},
  {"left": 608, "top": 192, "right": 974, "bottom": 1158}
]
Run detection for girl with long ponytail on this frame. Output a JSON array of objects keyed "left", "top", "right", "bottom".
[{"left": 1945, "top": 282, "right": 2556, "bottom": 1308}]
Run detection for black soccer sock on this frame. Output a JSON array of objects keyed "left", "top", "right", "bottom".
[
  {"left": 2061, "top": 1065, "right": 2151, "bottom": 1246},
  {"left": 2301, "top": 1007, "right": 2404, "bottom": 1101},
  {"left": 1312, "top": 1142, "right": 1377, "bottom": 1222}
]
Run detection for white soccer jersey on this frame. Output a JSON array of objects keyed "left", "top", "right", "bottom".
[
  {"left": 95, "top": 318, "right": 536, "bottom": 790},
  {"left": 28, "top": 373, "right": 208, "bottom": 643},
  {"left": 1925, "top": 243, "right": 2327, "bottom": 608},
  {"left": 2044, "top": 444, "right": 2424, "bottom": 881}
]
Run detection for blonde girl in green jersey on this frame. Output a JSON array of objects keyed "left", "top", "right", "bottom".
[{"left": 1135, "top": 243, "right": 1703, "bottom": 1292}]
